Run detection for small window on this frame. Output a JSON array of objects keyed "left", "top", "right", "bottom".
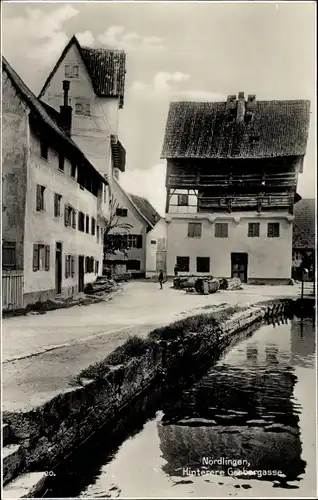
[
  {"left": 2, "top": 241, "right": 16, "bottom": 269},
  {"left": 116, "top": 207, "right": 128, "bottom": 217},
  {"left": 75, "top": 99, "right": 83, "bottom": 115},
  {"left": 248, "top": 222, "right": 260, "bottom": 238},
  {"left": 151, "top": 240, "right": 156, "bottom": 245},
  {"left": 58, "top": 154, "right": 64, "bottom": 172},
  {"left": 215, "top": 223, "right": 228, "bottom": 238},
  {"left": 33, "top": 244, "right": 49, "bottom": 271},
  {"left": 71, "top": 163, "right": 77, "bottom": 179},
  {"left": 73, "top": 65, "right": 79, "bottom": 78},
  {"left": 65, "top": 255, "right": 71, "bottom": 278},
  {"left": 78, "top": 212, "right": 85, "bottom": 232},
  {"left": 65, "top": 65, "right": 72, "bottom": 77},
  {"left": 40, "top": 140, "right": 48, "bottom": 160},
  {"left": 95, "top": 260, "right": 99, "bottom": 274},
  {"left": 196, "top": 257, "right": 210, "bottom": 273},
  {"left": 176, "top": 256, "right": 190, "bottom": 273},
  {"left": 91, "top": 217, "right": 96, "bottom": 236},
  {"left": 85, "top": 215, "right": 90, "bottom": 234},
  {"left": 84, "top": 103, "right": 91, "bottom": 116},
  {"left": 178, "top": 194, "right": 189, "bottom": 206},
  {"left": 127, "top": 235, "right": 138, "bottom": 248},
  {"left": 268, "top": 223, "right": 280, "bottom": 238},
  {"left": 97, "top": 225, "right": 100, "bottom": 243},
  {"left": 54, "top": 193, "right": 62, "bottom": 218},
  {"left": 188, "top": 222, "right": 202, "bottom": 238},
  {"left": 36, "top": 185, "right": 45, "bottom": 211}
]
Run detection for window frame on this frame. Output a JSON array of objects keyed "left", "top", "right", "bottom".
[
  {"left": 36, "top": 184, "right": 46, "bottom": 212},
  {"left": 214, "top": 223, "right": 228, "bottom": 238},
  {"left": 2, "top": 241, "right": 17, "bottom": 269},
  {"left": 54, "top": 193, "right": 62, "bottom": 218},
  {"left": 177, "top": 194, "right": 189, "bottom": 207},
  {"left": 188, "top": 222, "right": 202, "bottom": 238},
  {"left": 176, "top": 256, "right": 190, "bottom": 273},
  {"left": 40, "top": 140, "right": 48, "bottom": 160},
  {"left": 248, "top": 222, "right": 260, "bottom": 238},
  {"left": 116, "top": 207, "right": 128, "bottom": 217},
  {"left": 267, "top": 222, "right": 280, "bottom": 238}
]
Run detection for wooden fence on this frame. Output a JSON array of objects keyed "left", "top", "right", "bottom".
[{"left": 2, "top": 270, "right": 24, "bottom": 311}]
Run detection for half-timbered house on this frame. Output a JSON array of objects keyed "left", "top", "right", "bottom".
[{"left": 161, "top": 93, "right": 311, "bottom": 283}]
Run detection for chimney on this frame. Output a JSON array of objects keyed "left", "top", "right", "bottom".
[
  {"left": 226, "top": 94, "right": 236, "bottom": 111},
  {"left": 60, "top": 80, "right": 72, "bottom": 137},
  {"left": 236, "top": 91, "right": 245, "bottom": 123}
]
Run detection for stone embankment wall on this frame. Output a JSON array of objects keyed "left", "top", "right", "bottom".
[{"left": 3, "top": 299, "right": 292, "bottom": 478}]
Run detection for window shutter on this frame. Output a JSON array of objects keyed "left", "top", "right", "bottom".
[
  {"left": 65, "top": 256, "right": 68, "bottom": 278},
  {"left": 33, "top": 244, "right": 39, "bottom": 271},
  {"left": 64, "top": 206, "right": 69, "bottom": 226},
  {"left": 36, "top": 185, "right": 41, "bottom": 211},
  {"left": 45, "top": 245, "right": 50, "bottom": 271},
  {"left": 71, "top": 256, "right": 75, "bottom": 277},
  {"left": 72, "top": 210, "right": 76, "bottom": 229},
  {"left": 137, "top": 235, "right": 142, "bottom": 249}
]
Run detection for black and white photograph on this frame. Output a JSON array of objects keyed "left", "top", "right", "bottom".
[{"left": 1, "top": 0, "right": 316, "bottom": 498}]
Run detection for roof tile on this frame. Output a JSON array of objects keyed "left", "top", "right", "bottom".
[{"left": 162, "top": 99, "right": 311, "bottom": 159}]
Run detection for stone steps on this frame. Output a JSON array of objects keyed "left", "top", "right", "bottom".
[
  {"left": 2, "top": 422, "right": 49, "bottom": 497},
  {"left": 3, "top": 444, "right": 25, "bottom": 485},
  {"left": 3, "top": 472, "right": 48, "bottom": 499}
]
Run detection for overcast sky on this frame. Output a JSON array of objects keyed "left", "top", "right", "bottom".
[{"left": 2, "top": 1, "right": 316, "bottom": 215}]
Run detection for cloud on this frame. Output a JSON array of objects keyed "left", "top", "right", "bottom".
[
  {"left": 130, "top": 71, "right": 190, "bottom": 96},
  {"left": 171, "top": 90, "right": 227, "bottom": 101},
  {"left": 98, "top": 25, "right": 166, "bottom": 51},
  {"left": 2, "top": 4, "right": 78, "bottom": 66},
  {"left": 76, "top": 30, "right": 94, "bottom": 46},
  {"left": 120, "top": 163, "right": 167, "bottom": 216}
]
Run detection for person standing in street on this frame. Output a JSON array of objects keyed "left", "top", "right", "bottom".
[
  {"left": 174, "top": 264, "right": 179, "bottom": 277},
  {"left": 158, "top": 270, "right": 164, "bottom": 290}
]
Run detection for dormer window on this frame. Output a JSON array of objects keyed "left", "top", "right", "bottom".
[{"left": 65, "top": 64, "right": 79, "bottom": 78}]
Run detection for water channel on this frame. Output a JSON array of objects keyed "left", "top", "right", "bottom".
[{"left": 44, "top": 316, "right": 316, "bottom": 498}]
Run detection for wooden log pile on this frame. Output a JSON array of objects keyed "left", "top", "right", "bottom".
[{"left": 84, "top": 276, "right": 120, "bottom": 296}]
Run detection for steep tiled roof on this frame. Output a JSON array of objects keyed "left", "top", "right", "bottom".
[
  {"left": 129, "top": 194, "right": 161, "bottom": 227},
  {"left": 39, "top": 36, "right": 126, "bottom": 108},
  {"left": 2, "top": 56, "right": 107, "bottom": 185},
  {"left": 293, "top": 198, "right": 316, "bottom": 249},
  {"left": 81, "top": 47, "right": 126, "bottom": 107},
  {"left": 161, "top": 99, "right": 311, "bottom": 159}
]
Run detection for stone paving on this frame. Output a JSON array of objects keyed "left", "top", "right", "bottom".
[{"left": 2, "top": 281, "right": 298, "bottom": 412}]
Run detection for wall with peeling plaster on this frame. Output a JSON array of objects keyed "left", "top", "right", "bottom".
[{"left": 2, "top": 71, "right": 28, "bottom": 270}]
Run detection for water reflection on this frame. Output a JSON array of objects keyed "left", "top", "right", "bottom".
[
  {"left": 291, "top": 318, "right": 315, "bottom": 368},
  {"left": 158, "top": 319, "right": 312, "bottom": 486}
]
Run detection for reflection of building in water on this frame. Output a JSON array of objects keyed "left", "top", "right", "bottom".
[
  {"left": 158, "top": 322, "right": 304, "bottom": 481},
  {"left": 291, "top": 319, "right": 316, "bottom": 368}
]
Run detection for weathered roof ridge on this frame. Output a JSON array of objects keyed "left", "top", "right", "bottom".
[
  {"left": 129, "top": 193, "right": 161, "bottom": 226},
  {"left": 2, "top": 55, "right": 107, "bottom": 185},
  {"left": 38, "top": 35, "right": 126, "bottom": 106},
  {"left": 161, "top": 98, "right": 311, "bottom": 160},
  {"left": 112, "top": 176, "right": 158, "bottom": 228}
]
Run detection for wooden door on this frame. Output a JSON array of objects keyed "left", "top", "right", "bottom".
[
  {"left": 231, "top": 253, "right": 248, "bottom": 283},
  {"left": 55, "top": 243, "right": 62, "bottom": 294},
  {"left": 78, "top": 255, "right": 84, "bottom": 293}
]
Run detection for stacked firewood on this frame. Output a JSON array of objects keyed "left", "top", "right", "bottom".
[{"left": 84, "top": 276, "right": 120, "bottom": 296}]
